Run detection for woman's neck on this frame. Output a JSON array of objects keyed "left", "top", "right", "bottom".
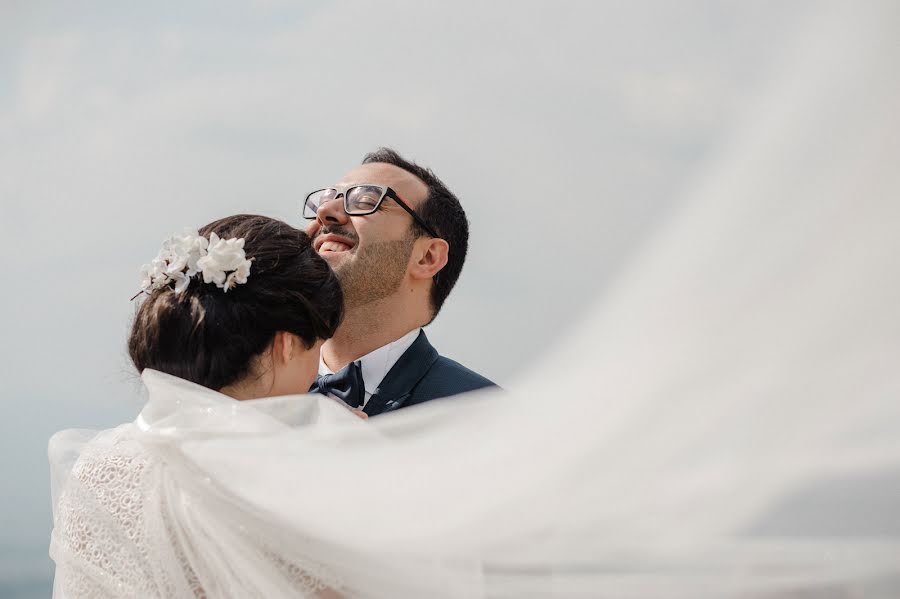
[{"left": 218, "top": 369, "right": 273, "bottom": 401}]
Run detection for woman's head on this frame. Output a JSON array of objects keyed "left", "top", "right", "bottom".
[{"left": 128, "top": 215, "right": 343, "bottom": 397}]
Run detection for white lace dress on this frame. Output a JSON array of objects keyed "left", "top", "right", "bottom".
[{"left": 49, "top": 372, "right": 352, "bottom": 599}]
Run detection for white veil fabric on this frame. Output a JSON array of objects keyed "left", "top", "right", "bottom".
[{"left": 50, "top": 2, "right": 900, "bottom": 597}]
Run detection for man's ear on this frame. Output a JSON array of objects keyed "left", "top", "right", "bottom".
[{"left": 411, "top": 237, "right": 449, "bottom": 281}]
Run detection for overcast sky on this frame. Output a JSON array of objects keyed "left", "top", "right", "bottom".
[{"left": 0, "top": 1, "right": 819, "bottom": 594}]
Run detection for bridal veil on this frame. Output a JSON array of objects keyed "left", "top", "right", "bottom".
[{"left": 50, "top": 2, "right": 900, "bottom": 597}]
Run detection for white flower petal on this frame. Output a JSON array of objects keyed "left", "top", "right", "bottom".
[
  {"left": 172, "top": 272, "right": 191, "bottom": 293},
  {"left": 223, "top": 272, "right": 237, "bottom": 292}
]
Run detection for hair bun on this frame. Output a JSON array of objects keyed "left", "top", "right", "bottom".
[{"left": 128, "top": 215, "right": 343, "bottom": 391}]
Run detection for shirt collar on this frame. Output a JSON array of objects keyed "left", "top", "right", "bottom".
[{"left": 318, "top": 328, "right": 421, "bottom": 396}]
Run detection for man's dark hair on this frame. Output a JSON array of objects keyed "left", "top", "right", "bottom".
[
  {"left": 361, "top": 147, "right": 469, "bottom": 320},
  {"left": 129, "top": 215, "right": 343, "bottom": 391}
]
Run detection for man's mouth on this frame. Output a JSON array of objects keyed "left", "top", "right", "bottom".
[
  {"left": 314, "top": 234, "right": 356, "bottom": 255},
  {"left": 319, "top": 240, "right": 352, "bottom": 253}
]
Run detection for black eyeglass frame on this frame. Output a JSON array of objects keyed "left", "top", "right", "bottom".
[{"left": 303, "top": 185, "right": 440, "bottom": 239}]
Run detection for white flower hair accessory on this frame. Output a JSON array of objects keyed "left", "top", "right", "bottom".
[
  {"left": 197, "top": 233, "right": 253, "bottom": 291},
  {"left": 133, "top": 229, "right": 252, "bottom": 299}
]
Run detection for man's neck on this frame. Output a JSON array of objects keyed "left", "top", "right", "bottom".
[{"left": 322, "top": 298, "right": 425, "bottom": 373}]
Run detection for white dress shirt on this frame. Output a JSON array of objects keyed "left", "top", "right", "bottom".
[{"left": 317, "top": 328, "right": 421, "bottom": 407}]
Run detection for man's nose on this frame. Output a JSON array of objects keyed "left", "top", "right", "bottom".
[{"left": 316, "top": 192, "right": 350, "bottom": 226}]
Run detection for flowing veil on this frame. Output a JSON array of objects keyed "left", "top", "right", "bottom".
[{"left": 50, "top": 2, "right": 900, "bottom": 597}]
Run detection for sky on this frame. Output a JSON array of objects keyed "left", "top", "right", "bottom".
[{"left": 0, "top": 1, "right": 818, "bottom": 595}]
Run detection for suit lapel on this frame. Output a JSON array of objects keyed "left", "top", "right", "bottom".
[{"left": 364, "top": 330, "right": 438, "bottom": 416}]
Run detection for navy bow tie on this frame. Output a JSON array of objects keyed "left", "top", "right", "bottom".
[{"left": 310, "top": 361, "right": 365, "bottom": 408}]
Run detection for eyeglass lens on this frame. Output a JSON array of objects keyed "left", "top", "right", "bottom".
[{"left": 304, "top": 186, "right": 385, "bottom": 218}]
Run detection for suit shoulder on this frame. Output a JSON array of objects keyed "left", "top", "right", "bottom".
[{"left": 421, "top": 355, "right": 497, "bottom": 395}]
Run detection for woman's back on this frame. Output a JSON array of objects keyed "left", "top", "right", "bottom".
[{"left": 50, "top": 372, "right": 354, "bottom": 598}]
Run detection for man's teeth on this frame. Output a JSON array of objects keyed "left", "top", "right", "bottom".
[{"left": 320, "top": 241, "right": 351, "bottom": 252}]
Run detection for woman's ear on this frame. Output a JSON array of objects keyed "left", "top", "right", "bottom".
[
  {"left": 272, "top": 331, "right": 295, "bottom": 365},
  {"left": 411, "top": 237, "right": 449, "bottom": 281}
]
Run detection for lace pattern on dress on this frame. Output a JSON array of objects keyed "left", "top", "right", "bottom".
[{"left": 50, "top": 424, "right": 341, "bottom": 598}]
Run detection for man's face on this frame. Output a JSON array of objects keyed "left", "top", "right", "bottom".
[{"left": 307, "top": 162, "right": 428, "bottom": 309}]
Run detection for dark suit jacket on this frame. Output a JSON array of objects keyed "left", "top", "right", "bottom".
[{"left": 363, "top": 330, "right": 496, "bottom": 416}]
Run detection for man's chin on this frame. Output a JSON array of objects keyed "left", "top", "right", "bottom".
[{"left": 318, "top": 250, "right": 351, "bottom": 270}]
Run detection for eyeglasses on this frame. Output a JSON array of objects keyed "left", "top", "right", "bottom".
[{"left": 303, "top": 185, "right": 440, "bottom": 239}]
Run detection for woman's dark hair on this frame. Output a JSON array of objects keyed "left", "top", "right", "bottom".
[{"left": 128, "top": 215, "right": 343, "bottom": 391}]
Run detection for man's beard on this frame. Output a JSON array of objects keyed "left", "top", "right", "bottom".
[{"left": 333, "top": 234, "right": 416, "bottom": 310}]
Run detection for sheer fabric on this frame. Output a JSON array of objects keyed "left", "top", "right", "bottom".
[
  {"left": 49, "top": 378, "right": 355, "bottom": 598},
  {"left": 50, "top": 2, "right": 900, "bottom": 597}
]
